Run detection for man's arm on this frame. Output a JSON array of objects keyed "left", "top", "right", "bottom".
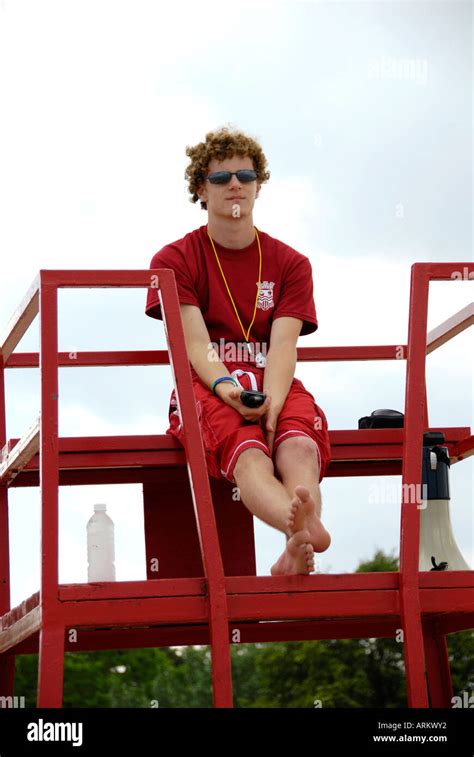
[
  {"left": 179, "top": 304, "right": 271, "bottom": 422},
  {"left": 180, "top": 304, "right": 232, "bottom": 391},
  {"left": 263, "top": 316, "right": 303, "bottom": 409},
  {"left": 262, "top": 316, "right": 303, "bottom": 453}
]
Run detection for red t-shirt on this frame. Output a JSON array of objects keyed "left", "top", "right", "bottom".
[{"left": 145, "top": 224, "right": 318, "bottom": 378}]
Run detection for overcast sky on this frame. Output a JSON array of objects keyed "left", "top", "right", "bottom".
[{"left": 0, "top": 0, "right": 472, "bottom": 607}]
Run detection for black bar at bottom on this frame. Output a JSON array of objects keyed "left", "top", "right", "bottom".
[{"left": 0, "top": 706, "right": 472, "bottom": 755}]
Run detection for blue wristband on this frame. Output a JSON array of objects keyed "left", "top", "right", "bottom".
[{"left": 212, "top": 376, "right": 238, "bottom": 395}]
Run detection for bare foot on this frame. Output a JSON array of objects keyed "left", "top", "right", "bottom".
[
  {"left": 287, "top": 485, "right": 331, "bottom": 553},
  {"left": 271, "top": 529, "right": 315, "bottom": 576}
]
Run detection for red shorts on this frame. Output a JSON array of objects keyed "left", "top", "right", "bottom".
[{"left": 166, "top": 362, "right": 331, "bottom": 485}]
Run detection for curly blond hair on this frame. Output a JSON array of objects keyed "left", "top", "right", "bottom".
[{"left": 185, "top": 125, "right": 271, "bottom": 210}]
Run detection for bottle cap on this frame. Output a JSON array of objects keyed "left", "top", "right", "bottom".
[{"left": 93, "top": 504, "right": 107, "bottom": 512}]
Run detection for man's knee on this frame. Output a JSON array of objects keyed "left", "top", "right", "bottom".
[
  {"left": 274, "top": 435, "right": 320, "bottom": 475},
  {"left": 233, "top": 446, "right": 273, "bottom": 479}
]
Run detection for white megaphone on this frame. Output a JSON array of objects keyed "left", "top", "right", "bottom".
[{"left": 419, "top": 432, "right": 470, "bottom": 572}]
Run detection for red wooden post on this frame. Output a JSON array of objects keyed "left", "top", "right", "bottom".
[
  {"left": 0, "top": 355, "right": 15, "bottom": 697},
  {"left": 400, "top": 263, "right": 430, "bottom": 707},
  {"left": 423, "top": 620, "right": 454, "bottom": 708},
  {"left": 37, "top": 276, "right": 65, "bottom": 707}
]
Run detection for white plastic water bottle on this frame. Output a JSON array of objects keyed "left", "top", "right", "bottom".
[{"left": 87, "top": 504, "right": 116, "bottom": 582}]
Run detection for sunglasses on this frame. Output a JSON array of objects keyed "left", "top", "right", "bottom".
[{"left": 205, "top": 169, "right": 257, "bottom": 185}]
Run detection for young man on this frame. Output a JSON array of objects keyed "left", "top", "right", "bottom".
[{"left": 145, "top": 126, "right": 332, "bottom": 575}]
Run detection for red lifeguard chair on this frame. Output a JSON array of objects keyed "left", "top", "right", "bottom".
[{"left": 0, "top": 262, "right": 472, "bottom": 708}]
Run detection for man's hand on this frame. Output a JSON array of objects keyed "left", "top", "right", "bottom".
[
  {"left": 216, "top": 382, "right": 272, "bottom": 424},
  {"left": 215, "top": 382, "right": 280, "bottom": 453},
  {"left": 261, "top": 403, "right": 281, "bottom": 456}
]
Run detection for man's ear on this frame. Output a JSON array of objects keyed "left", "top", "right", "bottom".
[
  {"left": 197, "top": 183, "right": 207, "bottom": 202},
  {"left": 255, "top": 183, "right": 261, "bottom": 199}
]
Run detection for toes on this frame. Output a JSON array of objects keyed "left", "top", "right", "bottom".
[
  {"left": 287, "top": 502, "right": 303, "bottom": 531},
  {"left": 287, "top": 529, "right": 311, "bottom": 554},
  {"left": 305, "top": 543, "right": 315, "bottom": 572},
  {"left": 295, "top": 485, "right": 310, "bottom": 501}
]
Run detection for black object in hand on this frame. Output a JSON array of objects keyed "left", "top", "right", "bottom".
[{"left": 240, "top": 390, "right": 266, "bottom": 408}]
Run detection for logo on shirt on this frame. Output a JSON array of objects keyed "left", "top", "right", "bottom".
[{"left": 257, "top": 281, "right": 275, "bottom": 311}]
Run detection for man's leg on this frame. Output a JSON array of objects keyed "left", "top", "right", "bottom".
[
  {"left": 232, "top": 447, "right": 315, "bottom": 575},
  {"left": 233, "top": 447, "right": 294, "bottom": 536},
  {"left": 275, "top": 435, "right": 322, "bottom": 515},
  {"left": 273, "top": 435, "right": 331, "bottom": 552}
]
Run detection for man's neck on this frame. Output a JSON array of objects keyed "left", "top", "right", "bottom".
[{"left": 206, "top": 216, "right": 256, "bottom": 249}]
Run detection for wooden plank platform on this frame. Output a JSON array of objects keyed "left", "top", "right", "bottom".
[
  {"left": 1, "top": 572, "right": 473, "bottom": 655},
  {"left": 3, "top": 427, "right": 472, "bottom": 488}
]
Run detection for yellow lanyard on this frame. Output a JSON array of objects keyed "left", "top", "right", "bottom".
[{"left": 207, "top": 226, "right": 262, "bottom": 349}]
